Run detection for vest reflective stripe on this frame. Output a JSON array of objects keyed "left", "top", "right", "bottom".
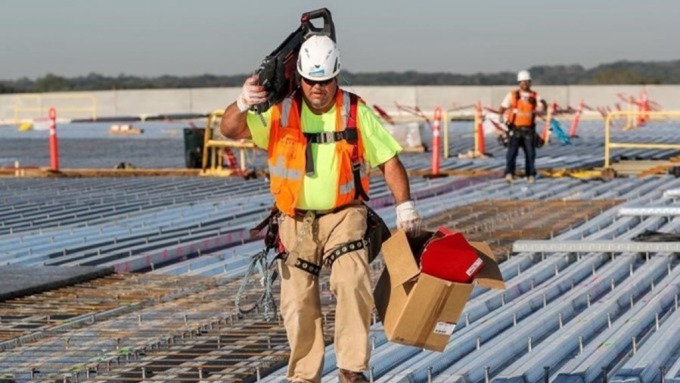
[
  {"left": 338, "top": 165, "right": 366, "bottom": 195},
  {"left": 281, "top": 98, "right": 293, "bottom": 128},
  {"left": 339, "top": 179, "right": 354, "bottom": 195},
  {"left": 269, "top": 156, "right": 302, "bottom": 180},
  {"left": 342, "top": 91, "right": 350, "bottom": 125},
  {"left": 268, "top": 89, "right": 369, "bottom": 216}
]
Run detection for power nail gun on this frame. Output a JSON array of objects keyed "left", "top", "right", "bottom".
[{"left": 251, "top": 8, "right": 336, "bottom": 114}]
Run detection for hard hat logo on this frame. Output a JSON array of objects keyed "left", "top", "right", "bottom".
[
  {"left": 297, "top": 35, "right": 341, "bottom": 81},
  {"left": 308, "top": 68, "right": 326, "bottom": 77},
  {"left": 517, "top": 70, "right": 532, "bottom": 82}
]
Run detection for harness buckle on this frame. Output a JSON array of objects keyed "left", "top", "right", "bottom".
[{"left": 320, "top": 131, "right": 336, "bottom": 143}]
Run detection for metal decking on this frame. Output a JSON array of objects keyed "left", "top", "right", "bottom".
[{"left": 1, "top": 119, "right": 680, "bottom": 382}]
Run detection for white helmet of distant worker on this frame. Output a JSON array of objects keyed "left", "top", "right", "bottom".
[
  {"left": 297, "top": 35, "right": 341, "bottom": 81},
  {"left": 517, "top": 70, "right": 532, "bottom": 82}
]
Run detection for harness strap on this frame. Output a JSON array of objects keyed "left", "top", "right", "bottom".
[
  {"left": 346, "top": 94, "right": 370, "bottom": 201},
  {"left": 283, "top": 92, "right": 317, "bottom": 176},
  {"left": 325, "top": 239, "right": 367, "bottom": 267},
  {"left": 279, "top": 251, "right": 322, "bottom": 277},
  {"left": 305, "top": 144, "right": 315, "bottom": 176},
  {"left": 288, "top": 91, "right": 369, "bottom": 199},
  {"left": 294, "top": 257, "right": 321, "bottom": 276},
  {"left": 304, "top": 129, "right": 358, "bottom": 144},
  {"left": 283, "top": 210, "right": 322, "bottom": 277}
]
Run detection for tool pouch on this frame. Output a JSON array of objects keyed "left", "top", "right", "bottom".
[
  {"left": 364, "top": 204, "right": 391, "bottom": 263},
  {"left": 250, "top": 206, "right": 282, "bottom": 251},
  {"left": 533, "top": 129, "right": 545, "bottom": 149}
]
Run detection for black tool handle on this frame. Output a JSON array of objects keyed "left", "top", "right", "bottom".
[{"left": 300, "top": 8, "right": 335, "bottom": 41}]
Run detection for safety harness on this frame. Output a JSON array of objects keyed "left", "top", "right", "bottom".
[
  {"left": 297, "top": 91, "right": 370, "bottom": 201},
  {"left": 509, "top": 90, "right": 538, "bottom": 127},
  {"left": 251, "top": 90, "right": 376, "bottom": 277}
]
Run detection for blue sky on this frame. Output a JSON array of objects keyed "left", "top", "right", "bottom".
[{"left": 1, "top": 0, "right": 679, "bottom": 80}]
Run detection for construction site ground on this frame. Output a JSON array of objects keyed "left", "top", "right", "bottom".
[{"left": 0, "top": 193, "right": 624, "bottom": 382}]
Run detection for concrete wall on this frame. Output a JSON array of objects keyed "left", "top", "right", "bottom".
[{"left": 2, "top": 85, "right": 680, "bottom": 122}]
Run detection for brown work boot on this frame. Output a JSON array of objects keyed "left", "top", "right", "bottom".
[{"left": 339, "top": 369, "right": 369, "bottom": 383}]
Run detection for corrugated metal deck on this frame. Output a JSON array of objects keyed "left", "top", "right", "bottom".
[{"left": 2, "top": 118, "right": 680, "bottom": 382}]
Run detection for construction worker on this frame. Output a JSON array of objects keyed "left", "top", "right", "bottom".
[
  {"left": 498, "top": 70, "right": 548, "bottom": 183},
  {"left": 220, "top": 35, "right": 421, "bottom": 383}
]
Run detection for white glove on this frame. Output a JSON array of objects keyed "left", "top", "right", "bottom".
[
  {"left": 236, "top": 75, "right": 267, "bottom": 112},
  {"left": 395, "top": 200, "right": 422, "bottom": 236}
]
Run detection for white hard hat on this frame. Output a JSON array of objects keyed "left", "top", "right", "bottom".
[
  {"left": 517, "top": 70, "right": 532, "bottom": 82},
  {"left": 297, "top": 35, "right": 341, "bottom": 81}
]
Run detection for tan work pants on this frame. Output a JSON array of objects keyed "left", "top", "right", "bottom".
[{"left": 277, "top": 203, "right": 373, "bottom": 383}]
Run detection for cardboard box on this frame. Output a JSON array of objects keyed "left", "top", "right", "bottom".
[
  {"left": 420, "top": 227, "right": 485, "bottom": 283},
  {"left": 373, "top": 230, "right": 505, "bottom": 351}
]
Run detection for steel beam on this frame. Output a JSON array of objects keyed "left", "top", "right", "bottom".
[
  {"left": 619, "top": 207, "right": 680, "bottom": 216},
  {"left": 513, "top": 240, "right": 680, "bottom": 253},
  {"left": 662, "top": 189, "right": 680, "bottom": 198}
]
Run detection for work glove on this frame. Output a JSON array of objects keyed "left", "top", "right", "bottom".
[
  {"left": 236, "top": 75, "right": 267, "bottom": 112},
  {"left": 395, "top": 200, "right": 422, "bottom": 236}
]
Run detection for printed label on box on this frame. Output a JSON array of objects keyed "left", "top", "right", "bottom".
[
  {"left": 433, "top": 321, "right": 456, "bottom": 336},
  {"left": 466, "top": 258, "right": 484, "bottom": 277}
]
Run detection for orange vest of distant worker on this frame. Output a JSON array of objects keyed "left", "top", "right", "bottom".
[
  {"left": 267, "top": 89, "right": 370, "bottom": 217},
  {"left": 507, "top": 90, "right": 538, "bottom": 127}
]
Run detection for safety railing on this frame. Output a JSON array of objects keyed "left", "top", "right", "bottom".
[
  {"left": 604, "top": 110, "right": 680, "bottom": 168},
  {"left": 200, "top": 110, "right": 258, "bottom": 176},
  {"left": 13, "top": 93, "right": 97, "bottom": 121},
  {"left": 443, "top": 104, "right": 497, "bottom": 159},
  {"left": 442, "top": 106, "right": 478, "bottom": 159}
]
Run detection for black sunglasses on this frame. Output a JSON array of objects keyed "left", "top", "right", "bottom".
[{"left": 302, "top": 77, "right": 334, "bottom": 86}]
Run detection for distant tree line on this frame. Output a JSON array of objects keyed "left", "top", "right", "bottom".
[{"left": 2, "top": 60, "right": 680, "bottom": 94}]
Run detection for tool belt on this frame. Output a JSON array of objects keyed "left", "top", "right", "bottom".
[
  {"left": 507, "top": 124, "right": 544, "bottom": 148},
  {"left": 293, "top": 204, "right": 349, "bottom": 219},
  {"left": 508, "top": 123, "right": 535, "bottom": 130}
]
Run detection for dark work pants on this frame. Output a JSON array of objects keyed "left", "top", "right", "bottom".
[{"left": 504, "top": 126, "right": 537, "bottom": 177}]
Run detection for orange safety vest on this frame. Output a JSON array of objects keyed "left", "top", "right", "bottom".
[
  {"left": 507, "top": 90, "right": 538, "bottom": 127},
  {"left": 267, "top": 89, "right": 370, "bottom": 217}
]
